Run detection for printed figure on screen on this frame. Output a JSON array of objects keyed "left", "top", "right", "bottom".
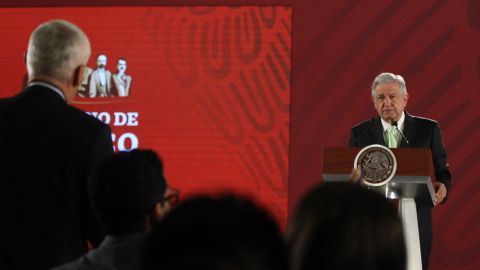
[
  {"left": 89, "top": 54, "right": 112, "bottom": 97},
  {"left": 77, "top": 66, "right": 92, "bottom": 97},
  {"left": 111, "top": 58, "right": 132, "bottom": 97}
]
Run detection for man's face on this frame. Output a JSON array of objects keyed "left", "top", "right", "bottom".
[
  {"left": 372, "top": 81, "right": 408, "bottom": 123},
  {"left": 149, "top": 188, "right": 178, "bottom": 227},
  {"left": 117, "top": 59, "right": 127, "bottom": 73},
  {"left": 97, "top": 55, "right": 107, "bottom": 68}
]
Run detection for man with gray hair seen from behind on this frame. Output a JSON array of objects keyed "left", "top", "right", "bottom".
[
  {"left": 0, "top": 20, "right": 113, "bottom": 270},
  {"left": 349, "top": 72, "right": 452, "bottom": 270}
]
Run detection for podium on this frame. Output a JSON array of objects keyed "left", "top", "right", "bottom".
[{"left": 322, "top": 147, "right": 436, "bottom": 270}]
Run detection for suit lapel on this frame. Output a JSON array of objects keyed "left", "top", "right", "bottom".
[
  {"left": 370, "top": 117, "right": 387, "bottom": 146},
  {"left": 400, "top": 112, "right": 415, "bottom": 148}
]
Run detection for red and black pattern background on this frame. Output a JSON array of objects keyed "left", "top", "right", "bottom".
[
  {"left": 1, "top": 1, "right": 479, "bottom": 269},
  {"left": 0, "top": 6, "right": 291, "bottom": 228}
]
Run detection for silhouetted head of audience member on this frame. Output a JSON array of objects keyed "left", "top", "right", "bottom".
[
  {"left": 288, "top": 182, "right": 405, "bottom": 270},
  {"left": 88, "top": 149, "right": 175, "bottom": 236},
  {"left": 143, "top": 195, "right": 287, "bottom": 270}
]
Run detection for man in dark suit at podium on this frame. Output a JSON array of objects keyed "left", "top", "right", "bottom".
[
  {"left": 0, "top": 20, "right": 113, "bottom": 270},
  {"left": 349, "top": 72, "right": 451, "bottom": 270}
]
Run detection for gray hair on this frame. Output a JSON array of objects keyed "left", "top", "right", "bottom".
[
  {"left": 27, "top": 20, "right": 91, "bottom": 82},
  {"left": 371, "top": 72, "right": 407, "bottom": 96}
]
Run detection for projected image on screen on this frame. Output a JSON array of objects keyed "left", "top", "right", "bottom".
[
  {"left": 76, "top": 54, "right": 132, "bottom": 98},
  {"left": 0, "top": 6, "right": 291, "bottom": 223}
]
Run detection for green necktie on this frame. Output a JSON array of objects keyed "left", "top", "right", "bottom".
[{"left": 387, "top": 126, "right": 397, "bottom": 148}]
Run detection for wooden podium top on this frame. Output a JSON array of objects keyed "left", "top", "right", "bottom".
[
  {"left": 323, "top": 147, "right": 435, "bottom": 179},
  {"left": 322, "top": 147, "right": 436, "bottom": 206}
]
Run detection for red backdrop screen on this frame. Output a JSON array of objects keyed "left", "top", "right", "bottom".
[{"left": 0, "top": 6, "right": 291, "bottom": 224}]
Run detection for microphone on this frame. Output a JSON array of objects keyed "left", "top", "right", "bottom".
[{"left": 392, "top": 121, "right": 410, "bottom": 145}]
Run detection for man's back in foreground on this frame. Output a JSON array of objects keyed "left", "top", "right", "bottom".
[{"left": 0, "top": 20, "right": 113, "bottom": 270}]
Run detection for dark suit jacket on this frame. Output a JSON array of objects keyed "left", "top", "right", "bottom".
[
  {"left": 349, "top": 112, "right": 452, "bottom": 245},
  {"left": 0, "top": 84, "right": 114, "bottom": 270},
  {"left": 51, "top": 233, "right": 145, "bottom": 270}
]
